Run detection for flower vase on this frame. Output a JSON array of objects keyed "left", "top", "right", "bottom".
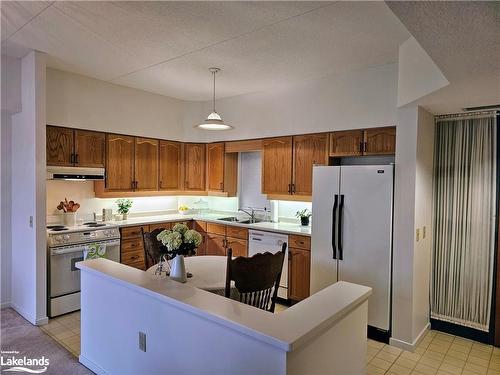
[
  {"left": 170, "top": 255, "right": 187, "bottom": 283},
  {"left": 300, "top": 216, "right": 310, "bottom": 226},
  {"left": 122, "top": 213, "right": 128, "bottom": 220}
]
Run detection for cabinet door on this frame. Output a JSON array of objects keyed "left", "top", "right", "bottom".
[
  {"left": 226, "top": 237, "right": 248, "bottom": 257},
  {"left": 197, "top": 234, "right": 207, "bottom": 256},
  {"left": 159, "top": 140, "right": 182, "bottom": 190},
  {"left": 135, "top": 137, "right": 158, "bottom": 191},
  {"left": 288, "top": 248, "right": 311, "bottom": 301},
  {"left": 364, "top": 127, "right": 396, "bottom": 155},
  {"left": 46, "top": 126, "right": 74, "bottom": 166},
  {"left": 74, "top": 130, "right": 105, "bottom": 168},
  {"left": 262, "top": 136, "right": 293, "bottom": 195},
  {"left": 206, "top": 234, "right": 226, "bottom": 256},
  {"left": 184, "top": 143, "right": 206, "bottom": 191},
  {"left": 329, "top": 130, "right": 364, "bottom": 157},
  {"left": 207, "top": 143, "right": 225, "bottom": 191},
  {"left": 106, "top": 134, "right": 135, "bottom": 191},
  {"left": 292, "top": 134, "right": 328, "bottom": 195}
]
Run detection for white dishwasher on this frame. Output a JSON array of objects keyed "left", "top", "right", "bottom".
[{"left": 248, "top": 230, "right": 289, "bottom": 299}]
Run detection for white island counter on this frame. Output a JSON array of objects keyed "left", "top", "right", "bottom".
[{"left": 77, "top": 259, "right": 371, "bottom": 375}]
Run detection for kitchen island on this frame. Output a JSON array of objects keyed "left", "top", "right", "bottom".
[{"left": 77, "top": 258, "right": 371, "bottom": 375}]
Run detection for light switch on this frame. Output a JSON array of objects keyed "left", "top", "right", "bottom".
[
  {"left": 416, "top": 228, "right": 420, "bottom": 242},
  {"left": 29, "top": 216, "right": 33, "bottom": 228},
  {"left": 422, "top": 226, "right": 426, "bottom": 239},
  {"left": 139, "top": 331, "right": 146, "bottom": 352}
]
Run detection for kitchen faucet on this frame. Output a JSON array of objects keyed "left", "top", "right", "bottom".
[{"left": 238, "top": 207, "right": 268, "bottom": 223}]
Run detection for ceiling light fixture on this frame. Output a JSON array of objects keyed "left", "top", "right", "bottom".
[{"left": 195, "top": 67, "right": 233, "bottom": 130}]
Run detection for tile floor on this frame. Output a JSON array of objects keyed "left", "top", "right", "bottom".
[
  {"left": 40, "top": 310, "right": 81, "bottom": 357},
  {"left": 44, "top": 309, "right": 500, "bottom": 375}
]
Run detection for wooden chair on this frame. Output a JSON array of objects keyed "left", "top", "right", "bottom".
[
  {"left": 225, "top": 243, "right": 287, "bottom": 313},
  {"left": 142, "top": 228, "right": 167, "bottom": 269}
]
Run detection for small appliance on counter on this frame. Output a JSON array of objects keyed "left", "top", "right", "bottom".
[{"left": 102, "top": 208, "right": 113, "bottom": 222}]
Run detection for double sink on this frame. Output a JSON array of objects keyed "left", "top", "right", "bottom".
[{"left": 217, "top": 217, "right": 265, "bottom": 225}]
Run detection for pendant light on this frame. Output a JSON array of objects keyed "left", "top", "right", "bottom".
[{"left": 195, "top": 67, "right": 233, "bottom": 130}]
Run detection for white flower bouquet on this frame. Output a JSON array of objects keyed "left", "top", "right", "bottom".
[{"left": 157, "top": 223, "right": 202, "bottom": 258}]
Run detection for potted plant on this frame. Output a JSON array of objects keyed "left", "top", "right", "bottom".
[
  {"left": 296, "top": 209, "right": 312, "bottom": 226},
  {"left": 116, "top": 199, "right": 132, "bottom": 220},
  {"left": 157, "top": 223, "right": 202, "bottom": 282}
]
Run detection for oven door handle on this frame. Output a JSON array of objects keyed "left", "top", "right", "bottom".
[{"left": 51, "top": 240, "right": 120, "bottom": 255}]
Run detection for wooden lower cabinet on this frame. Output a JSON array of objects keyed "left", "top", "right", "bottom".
[
  {"left": 206, "top": 233, "right": 226, "bottom": 256},
  {"left": 288, "top": 247, "right": 311, "bottom": 301},
  {"left": 120, "top": 225, "right": 148, "bottom": 270},
  {"left": 226, "top": 237, "right": 248, "bottom": 257},
  {"left": 148, "top": 222, "right": 171, "bottom": 232}
]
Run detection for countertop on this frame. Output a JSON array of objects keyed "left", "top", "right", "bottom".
[
  {"left": 112, "top": 213, "right": 312, "bottom": 236},
  {"left": 78, "top": 258, "right": 371, "bottom": 351}
]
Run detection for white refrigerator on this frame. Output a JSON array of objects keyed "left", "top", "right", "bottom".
[{"left": 310, "top": 165, "right": 393, "bottom": 336}]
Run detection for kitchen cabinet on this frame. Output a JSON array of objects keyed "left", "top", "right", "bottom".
[
  {"left": 205, "top": 223, "right": 248, "bottom": 257},
  {"left": 148, "top": 222, "right": 171, "bottom": 232},
  {"left": 120, "top": 225, "right": 149, "bottom": 270},
  {"left": 206, "top": 233, "right": 226, "bottom": 256},
  {"left": 193, "top": 220, "right": 207, "bottom": 256},
  {"left": 47, "top": 126, "right": 105, "bottom": 167},
  {"left": 159, "top": 140, "right": 182, "bottom": 190},
  {"left": 364, "top": 127, "right": 396, "bottom": 155},
  {"left": 206, "top": 143, "right": 238, "bottom": 196},
  {"left": 184, "top": 143, "right": 206, "bottom": 191},
  {"left": 288, "top": 248, "right": 311, "bottom": 301},
  {"left": 292, "top": 134, "right": 328, "bottom": 195},
  {"left": 106, "top": 134, "right": 135, "bottom": 191},
  {"left": 134, "top": 137, "right": 158, "bottom": 191},
  {"left": 329, "top": 127, "right": 396, "bottom": 157},
  {"left": 329, "top": 130, "right": 364, "bottom": 157},
  {"left": 262, "top": 136, "right": 293, "bottom": 195}
]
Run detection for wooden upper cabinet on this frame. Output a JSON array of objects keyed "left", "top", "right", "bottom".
[
  {"left": 74, "top": 130, "right": 105, "bottom": 168},
  {"left": 262, "top": 136, "right": 293, "bottom": 195},
  {"left": 292, "top": 134, "right": 328, "bottom": 195},
  {"left": 159, "top": 141, "right": 182, "bottom": 190},
  {"left": 329, "top": 130, "right": 364, "bottom": 157},
  {"left": 46, "top": 126, "right": 74, "bottom": 166},
  {"left": 106, "top": 134, "right": 135, "bottom": 191},
  {"left": 184, "top": 143, "right": 206, "bottom": 191},
  {"left": 207, "top": 143, "right": 225, "bottom": 191},
  {"left": 134, "top": 137, "right": 158, "bottom": 191},
  {"left": 364, "top": 127, "right": 396, "bottom": 155}
]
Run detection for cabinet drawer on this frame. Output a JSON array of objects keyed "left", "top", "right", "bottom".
[
  {"left": 149, "top": 222, "right": 171, "bottom": 232},
  {"left": 289, "top": 235, "right": 311, "bottom": 250},
  {"left": 193, "top": 220, "right": 207, "bottom": 233},
  {"left": 121, "top": 225, "right": 149, "bottom": 239},
  {"left": 121, "top": 238, "right": 144, "bottom": 253},
  {"left": 226, "top": 225, "right": 248, "bottom": 240},
  {"left": 226, "top": 237, "right": 248, "bottom": 257},
  {"left": 206, "top": 223, "right": 226, "bottom": 235},
  {"left": 121, "top": 249, "right": 144, "bottom": 264}
]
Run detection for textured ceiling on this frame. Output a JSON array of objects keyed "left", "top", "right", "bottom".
[
  {"left": 387, "top": 1, "right": 500, "bottom": 113},
  {"left": 1, "top": 1, "right": 410, "bottom": 101}
]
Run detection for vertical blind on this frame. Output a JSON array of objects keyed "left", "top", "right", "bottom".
[{"left": 431, "top": 114, "right": 497, "bottom": 331}]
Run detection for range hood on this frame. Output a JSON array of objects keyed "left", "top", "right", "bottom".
[{"left": 46, "top": 166, "right": 105, "bottom": 180}]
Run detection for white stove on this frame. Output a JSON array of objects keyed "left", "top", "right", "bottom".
[{"left": 47, "top": 222, "right": 121, "bottom": 317}]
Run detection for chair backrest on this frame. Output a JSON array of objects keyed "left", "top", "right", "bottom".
[
  {"left": 225, "top": 242, "right": 287, "bottom": 313},
  {"left": 142, "top": 228, "right": 167, "bottom": 269}
]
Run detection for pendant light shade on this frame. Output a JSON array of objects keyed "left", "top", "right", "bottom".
[{"left": 195, "top": 68, "right": 233, "bottom": 130}]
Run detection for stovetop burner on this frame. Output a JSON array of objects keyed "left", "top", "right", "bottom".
[
  {"left": 50, "top": 227, "right": 68, "bottom": 231},
  {"left": 84, "top": 222, "right": 106, "bottom": 228},
  {"left": 47, "top": 225, "right": 67, "bottom": 230}
]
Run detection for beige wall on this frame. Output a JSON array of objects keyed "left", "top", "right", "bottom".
[{"left": 46, "top": 68, "right": 186, "bottom": 141}]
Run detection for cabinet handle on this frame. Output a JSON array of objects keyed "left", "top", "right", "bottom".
[
  {"left": 288, "top": 183, "right": 292, "bottom": 194},
  {"left": 135, "top": 181, "right": 138, "bottom": 189},
  {"left": 131, "top": 180, "right": 135, "bottom": 189},
  {"left": 292, "top": 184, "right": 296, "bottom": 194},
  {"left": 220, "top": 182, "right": 223, "bottom": 191},
  {"left": 70, "top": 153, "right": 75, "bottom": 164},
  {"left": 359, "top": 141, "right": 364, "bottom": 153},
  {"left": 288, "top": 251, "right": 293, "bottom": 259},
  {"left": 363, "top": 141, "right": 368, "bottom": 152},
  {"left": 159, "top": 180, "right": 162, "bottom": 188},
  {"left": 75, "top": 154, "right": 79, "bottom": 164}
]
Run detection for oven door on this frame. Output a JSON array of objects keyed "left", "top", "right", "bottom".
[{"left": 50, "top": 239, "right": 120, "bottom": 298}]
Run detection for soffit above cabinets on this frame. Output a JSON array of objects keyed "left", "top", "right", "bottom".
[{"left": 1, "top": 1, "right": 410, "bottom": 101}]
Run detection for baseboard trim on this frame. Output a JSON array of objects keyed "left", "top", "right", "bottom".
[
  {"left": 36, "top": 316, "right": 48, "bottom": 326},
  {"left": 390, "top": 323, "right": 430, "bottom": 352},
  {"left": 79, "top": 355, "right": 107, "bottom": 375},
  {"left": 1, "top": 302, "right": 11, "bottom": 309},
  {"left": 10, "top": 302, "right": 36, "bottom": 325}
]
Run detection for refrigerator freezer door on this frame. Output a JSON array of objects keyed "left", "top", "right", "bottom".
[
  {"left": 339, "top": 165, "right": 393, "bottom": 331},
  {"left": 310, "top": 166, "right": 340, "bottom": 294}
]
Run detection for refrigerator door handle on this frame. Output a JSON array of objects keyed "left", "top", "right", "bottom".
[
  {"left": 332, "top": 194, "right": 338, "bottom": 259},
  {"left": 338, "top": 194, "right": 344, "bottom": 260}
]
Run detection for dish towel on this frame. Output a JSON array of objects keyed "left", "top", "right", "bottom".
[{"left": 84, "top": 243, "right": 107, "bottom": 260}]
